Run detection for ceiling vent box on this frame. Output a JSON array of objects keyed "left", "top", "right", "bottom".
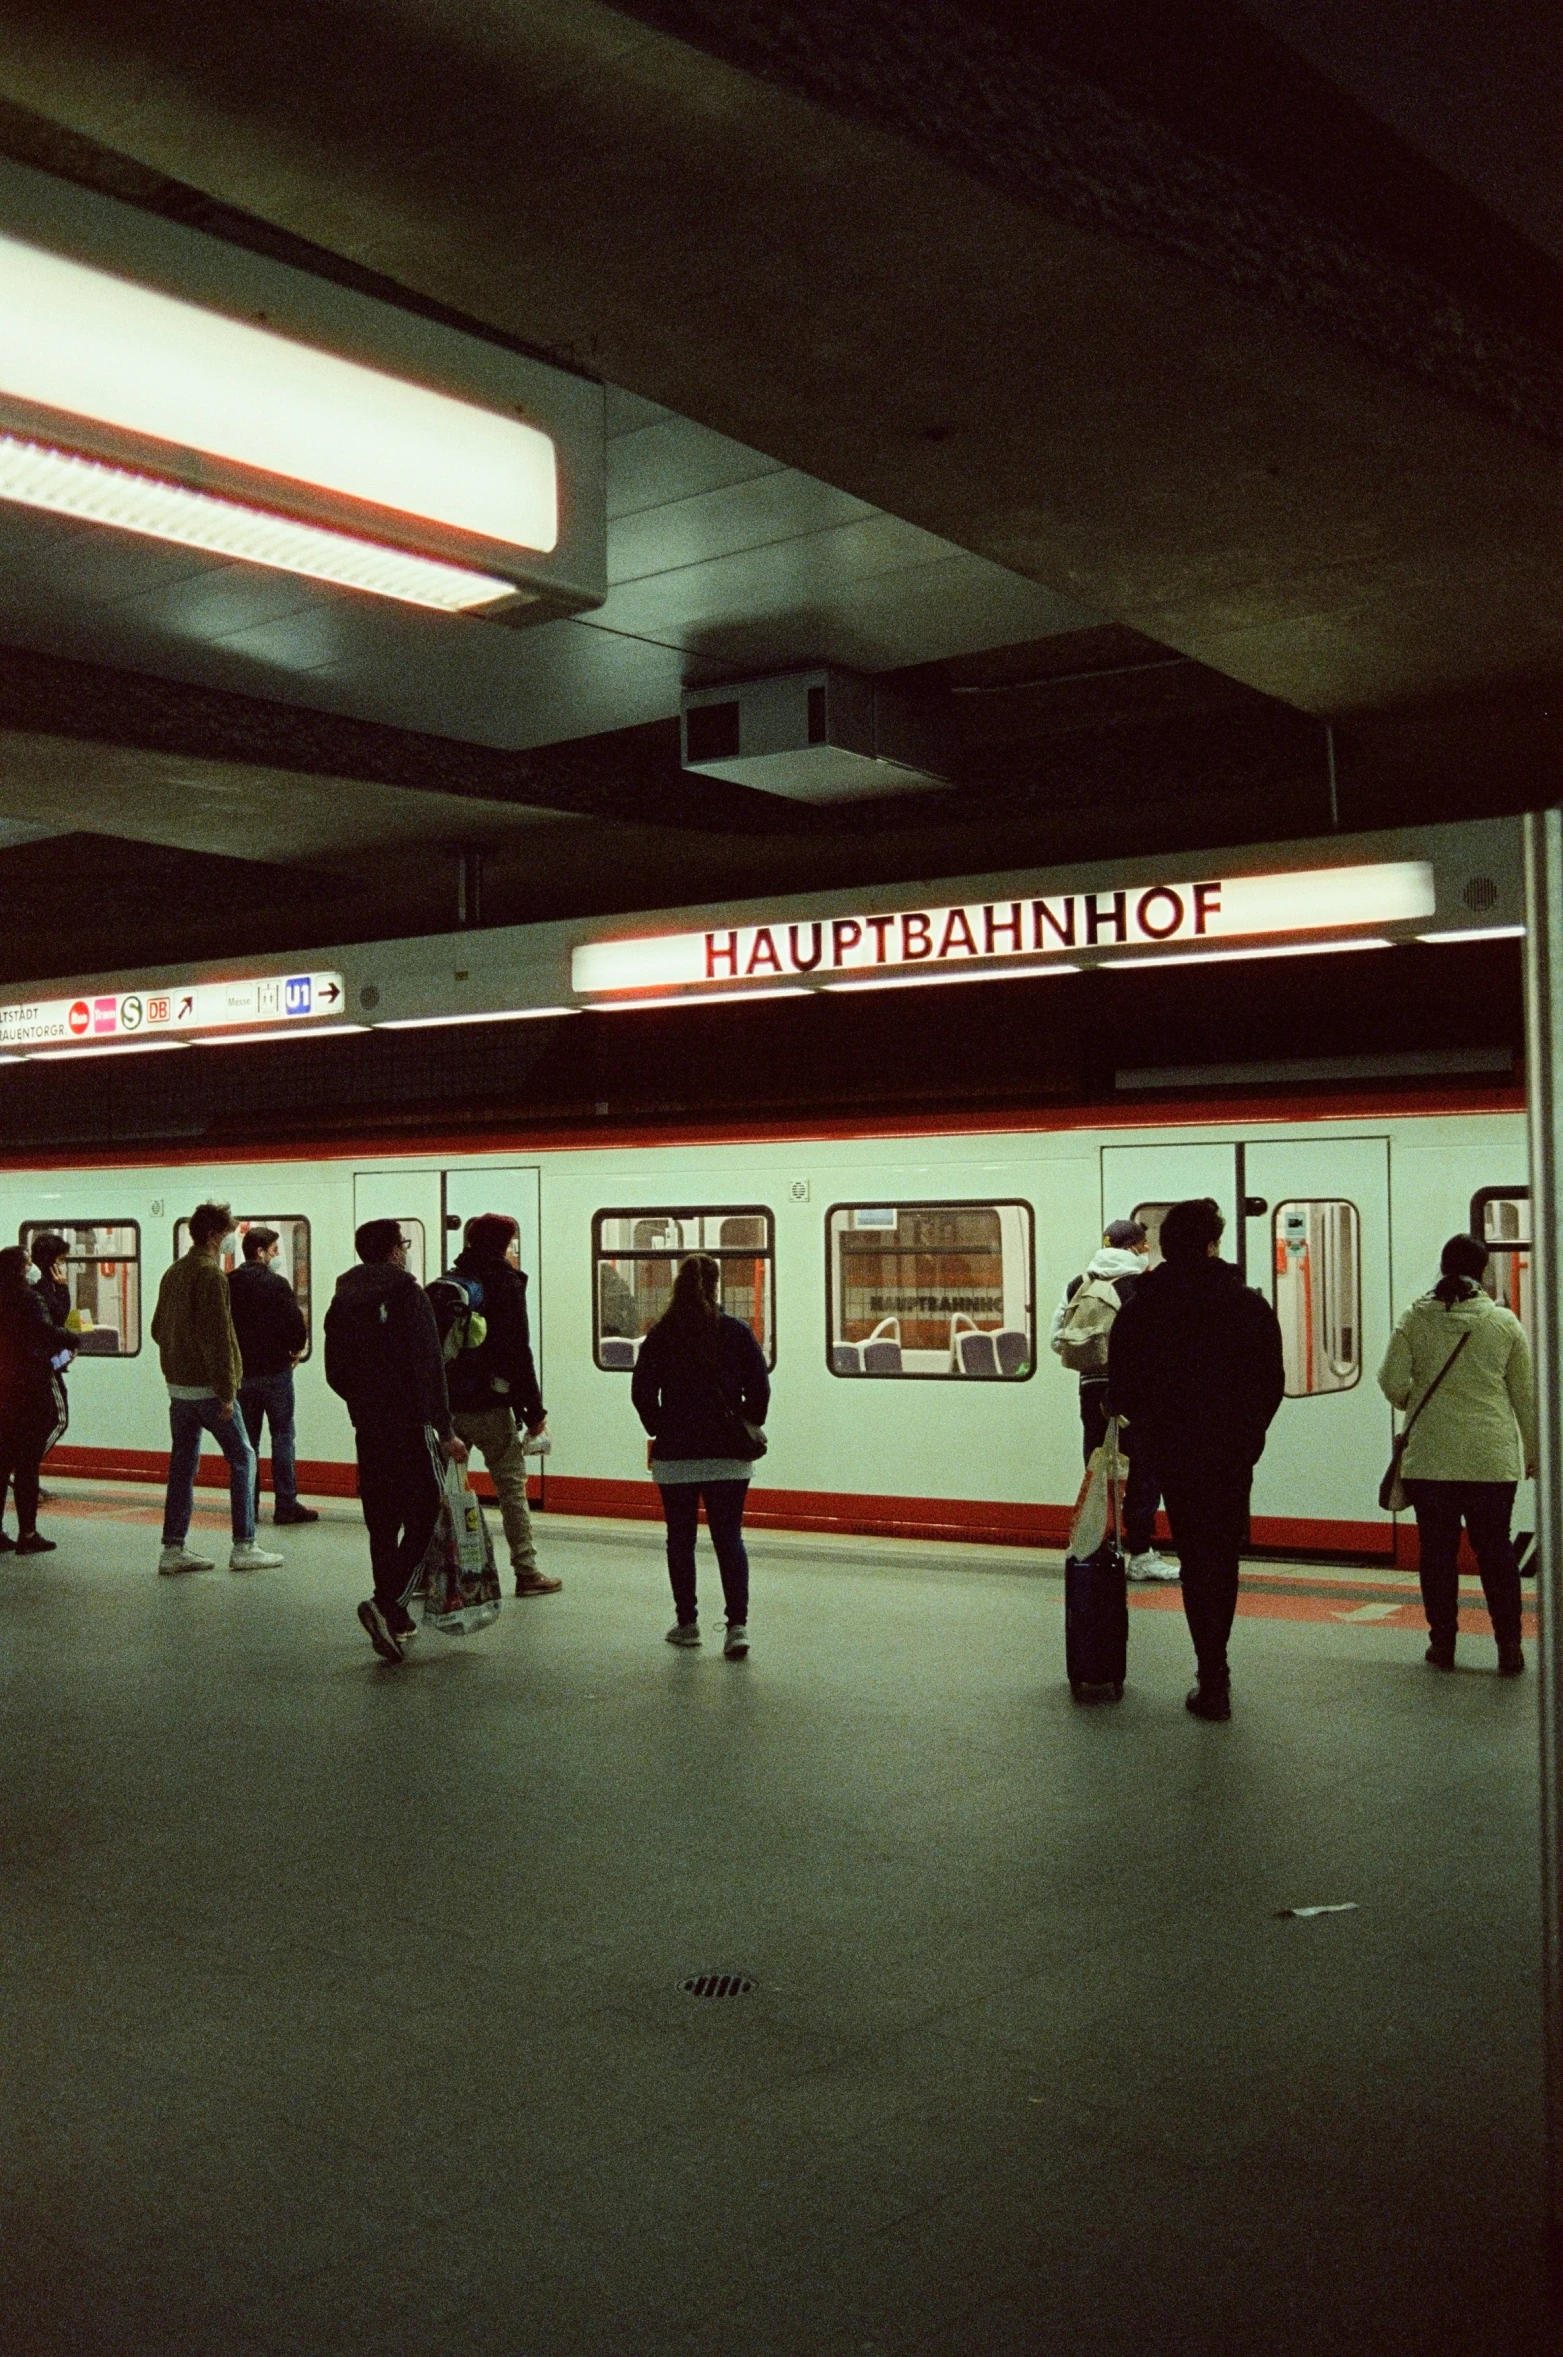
[{"left": 681, "top": 669, "right": 950, "bottom": 803}]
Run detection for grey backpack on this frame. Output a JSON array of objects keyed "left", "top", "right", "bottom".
[{"left": 1055, "top": 1276, "right": 1122, "bottom": 1375}]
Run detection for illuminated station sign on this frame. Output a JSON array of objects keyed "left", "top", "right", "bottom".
[
  {"left": 0, "top": 970, "right": 346, "bottom": 1052},
  {"left": 571, "top": 861, "right": 1438, "bottom": 998}
]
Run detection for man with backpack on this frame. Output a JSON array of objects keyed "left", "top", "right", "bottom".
[
  {"left": 428, "top": 1213, "right": 558, "bottom": 1598},
  {"left": 324, "top": 1218, "right": 467, "bottom": 1664},
  {"left": 1051, "top": 1216, "right": 1177, "bottom": 1581}
]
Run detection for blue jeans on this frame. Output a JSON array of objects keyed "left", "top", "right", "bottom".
[
  {"left": 659, "top": 1480, "right": 750, "bottom": 1624},
  {"left": 162, "top": 1395, "right": 257, "bottom": 1546},
  {"left": 240, "top": 1370, "right": 298, "bottom": 1512}
]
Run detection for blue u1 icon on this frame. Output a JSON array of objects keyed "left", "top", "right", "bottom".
[{"left": 284, "top": 975, "right": 312, "bottom": 1017}]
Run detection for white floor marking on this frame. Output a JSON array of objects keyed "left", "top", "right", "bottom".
[{"left": 1335, "top": 1602, "right": 1403, "bottom": 1622}]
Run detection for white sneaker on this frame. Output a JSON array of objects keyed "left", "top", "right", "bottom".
[
  {"left": 229, "top": 1542, "right": 284, "bottom": 1572},
  {"left": 158, "top": 1545, "right": 214, "bottom": 1575},
  {"left": 723, "top": 1623, "right": 750, "bottom": 1659},
  {"left": 665, "top": 1620, "right": 701, "bottom": 1647},
  {"left": 1127, "top": 1551, "right": 1180, "bottom": 1583}
]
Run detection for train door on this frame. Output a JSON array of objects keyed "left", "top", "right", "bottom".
[
  {"left": 1100, "top": 1144, "right": 1240, "bottom": 1264},
  {"left": 1243, "top": 1137, "right": 1393, "bottom": 1552},
  {"left": 351, "top": 1169, "right": 441, "bottom": 1282},
  {"left": 441, "top": 1161, "right": 543, "bottom": 1395}
]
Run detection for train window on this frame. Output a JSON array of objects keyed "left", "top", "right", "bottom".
[
  {"left": 827, "top": 1201, "right": 1034, "bottom": 1379},
  {"left": 1471, "top": 1187, "right": 1531, "bottom": 1331},
  {"left": 173, "top": 1216, "right": 313, "bottom": 1357},
  {"left": 592, "top": 1207, "right": 775, "bottom": 1369},
  {"left": 1272, "top": 1201, "right": 1361, "bottom": 1397},
  {"left": 18, "top": 1221, "right": 141, "bottom": 1356}
]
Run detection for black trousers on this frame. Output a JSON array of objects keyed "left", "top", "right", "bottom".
[
  {"left": 355, "top": 1423, "right": 443, "bottom": 1616},
  {"left": 1403, "top": 1478, "right": 1522, "bottom": 1649},
  {"left": 1079, "top": 1382, "right": 1161, "bottom": 1558},
  {"left": 0, "top": 1402, "right": 54, "bottom": 1534},
  {"left": 1158, "top": 1470, "right": 1252, "bottom": 1681},
  {"left": 659, "top": 1480, "right": 751, "bottom": 1624}
]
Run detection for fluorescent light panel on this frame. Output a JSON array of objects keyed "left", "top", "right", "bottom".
[
  {"left": 1416, "top": 925, "right": 1526, "bottom": 944},
  {"left": 0, "top": 435, "right": 514, "bottom": 611},
  {"left": 1107, "top": 937, "right": 1394, "bottom": 971},
  {"left": 30, "top": 1038, "right": 190, "bottom": 1060},
  {"left": 375, "top": 1007, "right": 580, "bottom": 1030},
  {"left": 193, "top": 1023, "right": 366, "bottom": 1045},
  {"left": 0, "top": 232, "right": 557, "bottom": 551},
  {"left": 824, "top": 963, "right": 1080, "bottom": 993},
  {"left": 591, "top": 986, "right": 812, "bottom": 1012}
]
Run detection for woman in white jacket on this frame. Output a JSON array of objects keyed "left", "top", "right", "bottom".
[{"left": 1377, "top": 1233, "right": 1534, "bottom": 1675}]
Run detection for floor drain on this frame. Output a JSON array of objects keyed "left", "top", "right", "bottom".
[{"left": 679, "top": 1971, "right": 756, "bottom": 1998}]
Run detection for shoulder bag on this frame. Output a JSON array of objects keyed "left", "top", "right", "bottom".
[{"left": 1379, "top": 1330, "right": 1471, "bottom": 1512}]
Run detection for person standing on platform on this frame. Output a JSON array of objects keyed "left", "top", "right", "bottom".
[
  {"left": 444, "top": 1213, "right": 558, "bottom": 1598},
  {"left": 1108, "top": 1197, "right": 1284, "bottom": 1720},
  {"left": 325, "top": 1219, "right": 466, "bottom": 1665},
  {"left": 1050, "top": 1216, "right": 1177, "bottom": 1581},
  {"left": 1377, "top": 1232, "right": 1533, "bottom": 1676},
  {"left": 631, "top": 1253, "right": 770, "bottom": 1659},
  {"left": 28, "top": 1233, "right": 73, "bottom": 1508},
  {"left": 228, "top": 1227, "right": 316, "bottom": 1527},
  {"left": 0, "top": 1244, "right": 72, "bottom": 1554},
  {"left": 151, "top": 1203, "right": 284, "bottom": 1577}
]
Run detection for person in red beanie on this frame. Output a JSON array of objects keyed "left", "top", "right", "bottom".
[{"left": 444, "top": 1213, "right": 558, "bottom": 1596}]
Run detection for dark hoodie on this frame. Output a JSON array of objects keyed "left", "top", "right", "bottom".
[
  {"left": 445, "top": 1245, "right": 544, "bottom": 1425},
  {"left": 323, "top": 1260, "right": 451, "bottom": 1437},
  {"left": 1108, "top": 1254, "right": 1285, "bottom": 1480}
]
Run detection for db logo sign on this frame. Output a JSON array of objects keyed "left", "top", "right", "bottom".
[
  {"left": 68, "top": 1001, "right": 90, "bottom": 1036},
  {"left": 148, "top": 996, "right": 171, "bottom": 1025}
]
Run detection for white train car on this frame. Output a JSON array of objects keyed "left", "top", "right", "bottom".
[{"left": 3, "top": 1085, "right": 1531, "bottom": 1563}]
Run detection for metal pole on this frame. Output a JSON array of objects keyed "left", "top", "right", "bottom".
[{"left": 1524, "top": 809, "right": 1563, "bottom": 2277}]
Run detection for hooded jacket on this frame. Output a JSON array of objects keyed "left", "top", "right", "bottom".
[
  {"left": 1108, "top": 1253, "right": 1285, "bottom": 1481},
  {"left": 444, "top": 1246, "right": 544, "bottom": 1425},
  {"left": 1378, "top": 1285, "right": 1534, "bottom": 1483},
  {"left": 1050, "top": 1245, "right": 1147, "bottom": 1381},
  {"left": 323, "top": 1260, "right": 451, "bottom": 1437}
]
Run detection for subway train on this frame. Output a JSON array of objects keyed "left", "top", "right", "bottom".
[{"left": 4, "top": 1084, "right": 1532, "bottom": 1561}]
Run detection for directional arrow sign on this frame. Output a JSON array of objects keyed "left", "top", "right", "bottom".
[{"left": 0, "top": 970, "right": 347, "bottom": 1050}]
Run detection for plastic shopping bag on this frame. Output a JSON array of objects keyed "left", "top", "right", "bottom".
[
  {"left": 1066, "top": 1419, "right": 1124, "bottom": 1563},
  {"left": 419, "top": 1461, "right": 502, "bottom": 1635}
]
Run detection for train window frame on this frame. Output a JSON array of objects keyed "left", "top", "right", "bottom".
[
  {"left": 17, "top": 1218, "right": 143, "bottom": 1358},
  {"left": 824, "top": 1198, "right": 1036, "bottom": 1382},
  {"left": 1271, "top": 1198, "right": 1362, "bottom": 1400},
  {"left": 591, "top": 1205, "right": 777, "bottom": 1372},
  {"left": 1470, "top": 1186, "right": 1531, "bottom": 1325},
  {"left": 172, "top": 1215, "right": 314, "bottom": 1361}
]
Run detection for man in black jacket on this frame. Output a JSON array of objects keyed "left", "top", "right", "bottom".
[
  {"left": 444, "top": 1214, "right": 557, "bottom": 1597},
  {"left": 1108, "top": 1197, "right": 1285, "bottom": 1720},
  {"left": 229, "top": 1227, "right": 315, "bottom": 1525},
  {"left": 325, "top": 1218, "right": 467, "bottom": 1663}
]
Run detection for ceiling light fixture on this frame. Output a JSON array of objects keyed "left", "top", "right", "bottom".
[
  {"left": 1106, "top": 937, "right": 1394, "bottom": 971},
  {"left": 1415, "top": 925, "right": 1526, "bottom": 944},
  {"left": 29, "top": 1038, "right": 190, "bottom": 1060},
  {"left": 823, "top": 963, "right": 1080, "bottom": 992},
  {"left": 374, "top": 1007, "right": 581, "bottom": 1029},
  {"left": 0, "top": 434, "right": 516, "bottom": 611},
  {"left": 590, "top": 986, "right": 812, "bottom": 1012},
  {"left": 193, "top": 1023, "right": 367, "bottom": 1045}
]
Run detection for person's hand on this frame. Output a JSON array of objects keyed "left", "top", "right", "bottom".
[
  {"left": 1526, "top": 1459, "right": 1537, "bottom": 1480},
  {"left": 443, "top": 1435, "right": 469, "bottom": 1463},
  {"left": 216, "top": 1400, "right": 234, "bottom": 1422},
  {"left": 527, "top": 1415, "right": 548, "bottom": 1438},
  {"left": 290, "top": 1350, "right": 304, "bottom": 1366},
  {"left": 646, "top": 1439, "right": 655, "bottom": 1470}
]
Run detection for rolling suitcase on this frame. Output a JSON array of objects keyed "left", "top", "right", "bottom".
[{"left": 1065, "top": 1420, "right": 1128, "bottom": 1701}]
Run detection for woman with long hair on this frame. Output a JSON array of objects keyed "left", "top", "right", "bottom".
[
  {"left": 1378, "top": 1232, "right": 1534, "bottom": 1674},
  {"left": 0, "top": 1243, "right": 72, "bottom": 1554},
  {"left": 631, "top": 1253, "right": 770, "bottom": 1657}
]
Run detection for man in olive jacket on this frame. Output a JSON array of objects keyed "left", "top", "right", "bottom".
[
  {"left": 151, "top": 1202, "right": 284, "bottom": 1576},
  {"left": 1108, "top": 1197, "right": 1285, "bottom": 1720}
]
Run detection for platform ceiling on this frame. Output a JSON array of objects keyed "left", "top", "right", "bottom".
[{"left": 0, "top": 0, "right": 1558, "bottom": 982}]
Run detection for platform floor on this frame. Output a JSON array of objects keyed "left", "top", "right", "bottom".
[{"left": 0, "top": 1482, "right": 1554, "bottom": 2356}]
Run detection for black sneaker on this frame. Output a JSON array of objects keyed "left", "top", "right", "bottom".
[
  {"left": 357, "top": 1598, "right": 405, "bottom": 1664},
  {"left": 1186, "top": 1679, "right": 1232, "bottom": 1721},
  {"left": 1425, "top": 1636, "right": 1457, "bottom": 1671},
  {"left": 1498, "top": 1643, "right": 1526, "bottom": 1676},
  {"left": 15, "top": 1533, "right": 56, "bottom": 1555},
  {"left": 273, "top": 1504, "right": 319, "bottom": 1525},
  {"left": 0, "top": 1530, "right": 14, "bottom": 1553}
]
